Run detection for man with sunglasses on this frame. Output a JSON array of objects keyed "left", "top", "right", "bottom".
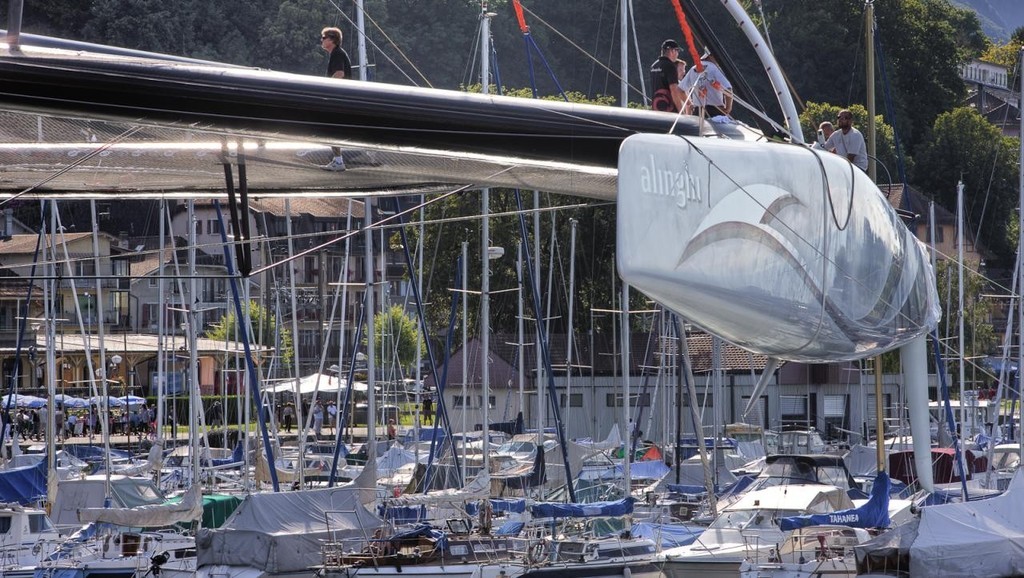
[
  {"left": 824, "top": 109, "right": 867, "bottom": 171},
  {"left": 321, "top": 27, "right": 352, "bottom": 171}
]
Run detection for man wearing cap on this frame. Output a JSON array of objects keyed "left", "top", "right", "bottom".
[
  {"left": 679, "top": 48, "right": 733, "bottom": 118},
  {"left": 650, "top": 40, "right": 684, "bottom": 113}
]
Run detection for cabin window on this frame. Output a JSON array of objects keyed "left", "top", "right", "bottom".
[
  {"left": 28, "top": 514, "right": 51, "bottom": 533},
  {"left": 0, "top": 517, "right": 10, "bottom": 534}
]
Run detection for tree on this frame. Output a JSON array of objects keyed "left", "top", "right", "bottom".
[
  {"left": 981, "top": 26, "right": 1024, "bottom": 71},
  {"left": 205, "top": 301, "right": 294, "bottom": 366},
  {"left": 932, "top": 259, "right": 995, "bottom": 383},
  {"left": 371, "top": 305, "right": 425, "bottom": 376},
  {"left": 751, "top": 0, "right": 984, "bottom": 152},
  {"left": 912, "top": 107, "right": 1020, "bottom": 265}
]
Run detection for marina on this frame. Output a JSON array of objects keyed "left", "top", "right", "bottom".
[{"left": 1, "top": 0, "right": 1024, "bottom": 577}]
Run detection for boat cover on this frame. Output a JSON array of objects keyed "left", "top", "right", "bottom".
[
  {"left": 856, "top": 469, "right": 1024, "bottom": 577},
  {"left": 0, "top": 457, "right": 46, "bottom": 504},
  {"left": 196, "top": 484, "right": 382, "bottom": 573},
  {"left": 780, "top": 471, "right": 891, "bottom": 530},
  {"left": 77, "top": 483, "right": 203, "bottom": 527},
  {"left": 531, "top": 497, "right": 634, "bottom": 518}
]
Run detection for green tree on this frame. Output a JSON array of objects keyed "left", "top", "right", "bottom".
[
  {"left": 750, "top": 0, "right": 984, "bottom": 152},
  {"left": 912, "top": 107, "right": 1020, "bottom": 265},
  {"left": 370, "top": 305, "right": 425, "bottom": 375},
  {"left": 980, "top": 26, "right": 1024, "bottom": 71},
  {"left": 205, "top": 301, "right": 294, "bottom": 366}
]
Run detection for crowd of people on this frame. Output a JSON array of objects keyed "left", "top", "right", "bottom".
[{"left": 9, "top": 403, "right": 157, "bottom": 441}]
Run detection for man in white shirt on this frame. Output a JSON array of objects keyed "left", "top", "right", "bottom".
[
  {"left": 824, "top": 109, "right": 868, "bottom": 171},
  {"left": 679, "top": 49, "right": 733, "bottom": 117}
]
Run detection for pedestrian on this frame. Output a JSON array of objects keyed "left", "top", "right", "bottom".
[
  {"left": 312, "top": 401, "right": 324, "bottom": 437},
  {"left": 387, "top": 418, "right": 396, "bottom": 441},
  {"left": 283, "top": 402, "right": 295, "bottom": 433},
  {"left": 649, "top": 39, "right": 684, "bottom": 113},
  {"left": 320, "top": 26, "right": 352, "bottom": 172},
  {"left": 679, "top": 47, "right": 733, "bottom": 118},
  {"left": 327, "top": 402, "right": 337, "bottom": 433},
  {"left": 422, "top": 395, "right": 433, "bottom": 425},
  {"left": 209, "top": 400, "right": 223, "bottom": 427},
  {"left": 824, "top": 109, "right": 868, "bottom": 171}
]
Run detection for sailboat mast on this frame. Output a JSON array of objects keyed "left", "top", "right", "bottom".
[
  {"left": 480, "top": 6, "right": 493, "bottom": 475},
  {"left": 90, "top": 199, "right": 113, "bottom": 502},
  {"left": 865, "top": 0, "right": 876, "bottom": 180},
  {"left": 1018, "top": 46, "right": 1024, "bottom": 457},
  {"left": 355, "top": 0, "right": 367, "bottom": 81},
  {"left": 620, "top": 0, "right": 628, "bottom": 106}
]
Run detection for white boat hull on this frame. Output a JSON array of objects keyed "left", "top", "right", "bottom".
[{"left": 617, "top": 134, "right": 939, "bottom": 363}]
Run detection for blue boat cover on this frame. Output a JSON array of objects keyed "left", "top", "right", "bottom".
[
  {"left": 780, "top": 471, "right": 891, "bottom": 531},
  {"left": 206, "top": 440, "right": 246, "bottom": 467},
  {"left": 531, "top": 497, "right": 634, "bottom": 518},
  {"left": 601, "top": 460, "right": 669, "bottom": 480},
  {"left": 379, "top": 505, "right": 427, "bottom": 525},
  {"left": 466, "top": 498, "right": 527, "bottom": 516},
  {"left": 0, "top": 457, "right": 46, "bottom": 504},
  {"left": 388, "top": 523, "right": 447, "bottom": 549}
]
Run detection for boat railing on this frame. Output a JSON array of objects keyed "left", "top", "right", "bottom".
[{"left": 752, "top": 526, "right": 866, "bottom": 564}]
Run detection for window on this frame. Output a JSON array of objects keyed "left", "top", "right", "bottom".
[
  {"left": 194, "top": 219, "right": 202, "bottom": 235},
  {"left": 75, "top": 260, "right": 96, "bottom": 277},
  {"left": 111, "top": 260, "right": 129, "bottom": 277},
  {"left": 780, "top": 395, "right": 808, "bottom": 428},
  {"left": 207, "top": 220, "right": 222, "bottom": 235},
  {"left": 453, "top": 395, "right": 471, "bottom": 408},
  {"left": 823, "top": 394, "right": 848, "bottom": 440},
  {"left": 866, "top": 394, "right": 891, "bottom": 423},
  {"left": 559, "top": 393, "right": 583, "bottom": 408},
  {"left": 682, "top": 392, "right": 713, "bottom": 407},
  {"left": 606, "top": 392, "right": 651, "bottom": 408}
]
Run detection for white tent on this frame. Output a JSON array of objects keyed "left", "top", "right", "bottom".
[{"left": 263, "top": 372, "right": 367, "bottom": 394}]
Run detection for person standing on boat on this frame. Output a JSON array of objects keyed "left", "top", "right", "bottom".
[
  {"left": 320, "top": 26, "right": 352, "bottom": 172},
  {"left": 679, "top": 48, "right": 733, "bottom": 117},
  {"left": 824, "top": 109, "right": 868, "bottom": 171},
  {"left": 650, "top": 39, "right": 684, "bottom": 113},
  {"left": 811, "top": 121, "right": 835, "bottom": 150},
  {"left": 387, "top": 419, "right": 396, "bottom": 441}
]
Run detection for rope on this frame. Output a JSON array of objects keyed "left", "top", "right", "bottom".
[{"left": 668, "top": 0, "right": 704, "bottom": 73}]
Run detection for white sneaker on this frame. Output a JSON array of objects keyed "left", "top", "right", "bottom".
[{"left": 322, "top": 156, "right": 347, "bottom": 171}]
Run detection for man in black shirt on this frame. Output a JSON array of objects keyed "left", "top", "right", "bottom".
[
  {"left": 649, "top": 39, "right": 684, "bottom": 113},
  {"left": 321, "top": 27, "right": 352, "bottom": 171}
]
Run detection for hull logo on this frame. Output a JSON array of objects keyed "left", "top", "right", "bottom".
[{"left": 639, "top": 154, "right": 701, "bottom": 209}]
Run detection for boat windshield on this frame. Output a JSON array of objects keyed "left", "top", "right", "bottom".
[{"left": 708, "top": 509, "right": 803, "bottom": 530}]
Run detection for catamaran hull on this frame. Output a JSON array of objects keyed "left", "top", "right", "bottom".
[{"left": 617, "top": 134, "right": 939, "bottom": 363}]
